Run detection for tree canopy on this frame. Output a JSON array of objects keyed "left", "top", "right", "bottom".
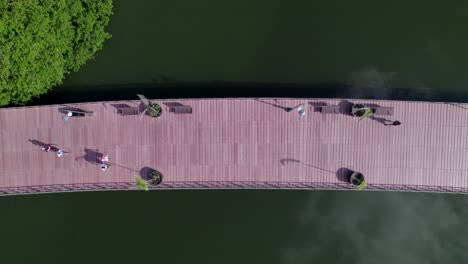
[{"left": 0, "top": 0, "right": 113, "bottom": 106}]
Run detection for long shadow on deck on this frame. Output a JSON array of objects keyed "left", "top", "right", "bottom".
[
  {"left": 281, "top": 159, "right": 356, "bottom": 184},
  {"left": 255, "top": 99, "right": 292, "bottom": 111},
  {"left": 108, "top": 162, "right": 139, "bottom": 173},
  {"left": 369, "top": 116, "right": 393, "bottom": 125},
  {"left": 76, "top": 148, "right": 103, "bottom": 165},
  {"left": 28, "top": 139, "right": 58, "bottom": 151},
  {"left": 280, "top": 158, "right": 335, "bottom": 174}
]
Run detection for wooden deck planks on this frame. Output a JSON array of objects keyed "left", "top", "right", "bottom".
[{"left": 1, "top": 98, "right": 468, "bottom": 195}]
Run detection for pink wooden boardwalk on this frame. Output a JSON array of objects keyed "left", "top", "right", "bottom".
[{"left": 1, "top": 98, "right": 468, "bottom": 196}]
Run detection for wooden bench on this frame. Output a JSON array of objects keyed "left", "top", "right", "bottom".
[
  {"left": 373, "top": 107, "right": 394, "bottom": 116},
  {"left": 319, "top": 105, "right": 339, "bottom": 114},
  {"left": 117, "top": 107, "right": 140, "bottom": 115},
  {"left": 169, "top": 105, "right": 192, "bottom": 114}
]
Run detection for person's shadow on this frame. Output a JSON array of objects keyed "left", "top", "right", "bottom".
[
  {"left": 28, "top": 139, "right": 57, "bottom": 151},
  {"left": 280, "top": 158, "right": 335, "bottom": 173},
  {"left": 369, "top": 116, "right": 392, "bottom": 125},
  {"left": 255, "top": 99, "right": 291, "bottom": 112},
  {"left": 75, "top": 148, "right": 103, "bottom": 164}
]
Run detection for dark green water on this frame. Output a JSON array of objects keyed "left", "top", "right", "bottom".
[
  {"left": 7, "top": 0, "right": 468, "bottom": 263},
  {"left": 2, "top": 191, "right": 468, "bottom": 263}
]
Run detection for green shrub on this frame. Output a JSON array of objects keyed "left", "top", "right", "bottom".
[
  {"left": 0, "top": 0, "right": 113, "bottom": 106},
  {"left": 149, "top": 170, "right": 162, "bottom": 185},
  {"left": 148, "top": 103, "right": 161, "bottom": 117},
  {"left": 135, "top": 177, "right": 149, "bottom": 191},
  {"left": 359, "top": 108, "right": 374, "bottom": 121}
]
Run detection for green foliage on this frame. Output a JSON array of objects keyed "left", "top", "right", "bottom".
[
  {"left": 136, "top": 94, "right": 150, "bottom": 106},
  {"left": 359, "top": 108, "right": 374, "bottom": 121},
  {"left": 0, "top": 0, "right": 113, "bottom": 106},
  {"left": 357, "top": 180, "right": 367, "bottom": 190},
  {"left": 135, "top": 177, "right": 149, "bottom": 191},
  {"left": 148, "top": 103, "right": 161, "bottom": 117},
  {"left": 149, "top": 170, "right": 162, "bottom": 185},
  {"left": 149, "top": 170, "right": 160, "bottom": 179}
]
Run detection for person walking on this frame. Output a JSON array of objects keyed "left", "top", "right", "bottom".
[
  {"left": 287, "top": 103, "right": 306, "bottom": 116},
  {"left": 57, "top": 149, "right": 65, "bottom": 157},
  {"left": 100, "top": 163, "right": 110, "bottom": 171},
  {"left": 42, "top": 145, "right": 52, "bottom": 152},
  {"left": 101, "top": 155, "right": 109, "bottom": 162}
]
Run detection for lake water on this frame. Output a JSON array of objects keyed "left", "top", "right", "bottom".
[{"left": 6, "top": 0, "right": 468, "bottom": 263}]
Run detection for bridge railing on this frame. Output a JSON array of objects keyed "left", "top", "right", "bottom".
[{"left": 0, "top": 181, "right": 467, "bottom": 196}]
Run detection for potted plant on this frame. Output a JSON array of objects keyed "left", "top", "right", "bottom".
[
  {"left": 147, "top": 103, "right": 162, "bottom": 118},
  {"left": 350, "top": 171, "right": 367, "bottom": 190},
  {"left": 148, "top": 170, "right": 163, "bottom": 185},
  {"left": 133, "top": 169, "right": 163, "bottom": 191},
  {"left": 351, "top": 104, "right": 373, "bottom": 120},
  {"left": 137, "top": 94, "right": 162, "bottom": 118}
]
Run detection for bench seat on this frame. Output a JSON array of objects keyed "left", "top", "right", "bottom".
[
  {"left": 319, "top": 105, "right": 339, "bottom": 114},
  {"left": 169, "top": 105, "right": 192, "bottom": 114}
]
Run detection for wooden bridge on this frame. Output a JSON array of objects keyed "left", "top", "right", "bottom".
[{"left": 1, "top": 98, "right": 468, "bottom": 196}]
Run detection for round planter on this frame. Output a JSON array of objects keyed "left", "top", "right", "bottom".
[
  {"left": 149, "top": 170, "right": 163, "bottom": 185},
  {"left": 351, "top": 104, "right": 367, "bottom": 117},
  {"left": 350, "top": 172, "right": 364, "bottom": 186},
  {"left": 148, "top": 103, "right": 162, "bottom": 118}
]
